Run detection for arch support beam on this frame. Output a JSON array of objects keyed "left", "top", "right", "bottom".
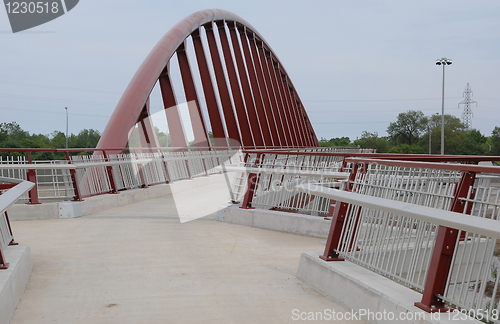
[{"left": 97, "top": 9, "right": 318, "bottom": 152}]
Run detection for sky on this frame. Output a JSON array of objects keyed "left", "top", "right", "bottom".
[{"left": 1, "top": 0, "right": 500, "bottom": 143}]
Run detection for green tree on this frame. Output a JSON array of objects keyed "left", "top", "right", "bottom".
[
  {"left": 353, "top": 131, "right": 390, "bottom": 153},
  {"left": 319, "top": 137, "right": 352, "bottom": 147},
  {"left": 491, "top": 127, "right": 500, "bottom": 156},
  {"left": 0, "top": 122, "right": 29, "bottom": 143},
  {"left": 387, "top": 110, "right": 428, "bottom": 146},
  {"left": 74, "top": 129, "right": 101, "bottom": 148},
  {"left": 50, "top": 131, "right": 67, "bottom": 149},
  {"left": 422, "top": 114, "right": 466, "bottom": 155}
]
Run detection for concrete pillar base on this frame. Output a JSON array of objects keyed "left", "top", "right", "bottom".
[
  {"left": 296, "top": 251, "right": 480, "bottom": 324},
  {"left": 0, "top": 245, "right": 32, "bottom": 324}
]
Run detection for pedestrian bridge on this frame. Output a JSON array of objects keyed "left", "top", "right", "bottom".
[{"left": 1, "top": 9, "right": 500, "bottom": 324}]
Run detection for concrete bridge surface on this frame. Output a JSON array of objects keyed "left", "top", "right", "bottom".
[{"left": 8, "top": 178, "right": 364, "bottom": 324}]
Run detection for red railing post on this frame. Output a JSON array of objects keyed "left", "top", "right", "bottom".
[
  {"left": 135, "top": 152, "right": 149, "bottom": 188},
  {"left": 240, "top": 153, "right": 262, "bottom": 209},
  {"left": 25, "top": 152, "right": 40, "bottom": 205},
  {"left": 102, "top": 151, "right": 119, "bottom": 194},
  {"left": 320, "top": 163, "right": 359, "bottom": 261},
  {"left": 5, "top": 212, "right": 17, "bottom": 246},
  {"left": 415, "top": 171, "right": 476, "bottom": 313},
  {"left": 64, "top": 152, "right": 83, "bottom": 201},
  {"left": 159, "top": 150, "right": 171, "bottom": 184}
]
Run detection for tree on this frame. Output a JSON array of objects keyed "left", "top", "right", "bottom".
[
  {"left": 422, "top": 114, "right": 466, "bottom": 154},
  {"left": 319, "top": 137, "right": 352, "bottom": 147},
  {"left": 50, "top": 131, "right": 67, "bottom": 149},
  {"left": 74, "top": 129, "right": 101, "bottom": 148},
  {"left": 353, "top": 131, "right": 390, "bottom": 153},
  {"left": 491, "top": 127, "right": 500, "bottom": 156},
  {"left": 387, "top": 110, "right": 428, "bottom": 146},
  {"left": 0, "top": 122, "right": 29, "bottom": 143},
  {"left": 457, "top": 129, "right": 487, "bottom": 155}
]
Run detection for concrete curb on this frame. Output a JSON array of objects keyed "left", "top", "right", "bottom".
[
  {"left": 8, "top": 174, "right": 228, "bottom": 221},
  {"left": 296, "top": 251, "right": 480, "bottom": 324},
  {"left": 0, "top": 245, "right": 32, "bottom": 324},
  {"left": 217, "top": 205, "right": 331, "bottom": 238}
]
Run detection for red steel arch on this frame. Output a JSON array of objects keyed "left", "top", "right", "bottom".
[{"left": 97, "top": 9, "right": 318, "bottom": 150}]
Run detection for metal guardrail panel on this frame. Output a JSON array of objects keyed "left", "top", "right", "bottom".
[{"left": 0, "top": 179, "right": 35, "bottom": 268}]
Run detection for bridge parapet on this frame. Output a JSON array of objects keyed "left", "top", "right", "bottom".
[
  {"left": 0, "top": 147, "right": 242, "bottom": 204},
  {"left": 232, "top": 151, "right": 500, "bottom": 320},
  {"left": 0, "top": 177, "right": 34, "bottom": 269}
]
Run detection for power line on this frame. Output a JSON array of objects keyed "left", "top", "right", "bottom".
[
  {"left": 0, "top": 106, "right": 110, "bottom": 118},
  {"left": 303, "top": 97, "right": 462, "bottom": 103}
]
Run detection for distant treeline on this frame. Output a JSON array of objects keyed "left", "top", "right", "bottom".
[
  {"left": 319, "top": 110, "right": 500, "bottom": 156},
  {"left": 0, "top": 122, "right": 101, "bottom": 160}
]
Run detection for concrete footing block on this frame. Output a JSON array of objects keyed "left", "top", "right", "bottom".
[
  {"left": 217, "top": 205, "right": 331, "bottom": 238},
  {"left": 0, "top": 245, "right": 32, "bottom": 324},
  {"left": 296, "top": 251, "right": 480, "bottom": 324}
]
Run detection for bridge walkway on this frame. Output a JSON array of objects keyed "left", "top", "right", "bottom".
[{"left": 8, "top": 182, "right": 364, "bottom": 323}]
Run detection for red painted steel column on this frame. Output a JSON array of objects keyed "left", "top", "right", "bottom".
[
  {"left": 158, "top": 68, "right": 190, "bottom": 150},
  {"left": 293, "top": 100, "right": 312, "bottom": 147},
  {"left": 228, "top": 22, "right": 265, "bottom": 148},
  {"left": 261, "top": 48, "right": 289, "bottom": 147},
  {"left": 282, "top": 81, "right": 308, "bottom": 146},
  {"left": 270, "top": 58, "right": 294, "bottom": 146},
  {"left": 273, "top": 65, "right": 299, "bottom": 146},
  {"left": 280, "top": 74, "right": 305, "bottom": 147},
  {"left": 216, "top": 21, "right": 254, "bottom": 148},
  {"left": 320, "top": 163, "right": 359, "bottom": 261},
  {"left": 204, "top": 22, "right": 242, "bottom": 147},
  {"left": 248, "top": 33, "right": 281, "bottom": 147},
  {"left": 137, "top": 98, "right": 160, "bottom": 152},
  {"left": 135, "top": 152, "right": 149, "bottom": 189},
  {"left": 191, "top": 28, "right": 228, "bottom": 148},
  {"left": 176, "top": 41, "right": 210, "bottom": 148},
  {"left": 159, "top": 150, "right": 171, "bottom": 183},
  {"left": 238, "top": 26, "right": 273, "bottom": 148},
  {"left": 64, "top": 151, "right": 83, "bottom": 201},
  {"left": 102, "top": 151, "right": 119, "bottom": 194},
  {"left": 415, "top": 171, "right": 476, "bottom": 313},
  {"left": 301, "top": 103, "right": 318, "bottom": 146}
]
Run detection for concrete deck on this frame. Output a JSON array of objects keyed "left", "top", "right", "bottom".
[{"left": 8, "top": 179, "right": 365, "bottom": 323}]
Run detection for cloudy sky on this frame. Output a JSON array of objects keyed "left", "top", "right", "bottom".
[{"left": 1, "top": 0, "right": 499, "bottom": 143}]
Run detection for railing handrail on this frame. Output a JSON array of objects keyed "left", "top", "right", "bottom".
[
  {"left": 0, "top": 146, "right": 307, "bottom": 154},
  {"left": 296, "top": 183, "right": 500, "bottom": 239},
  {"left": 0, "top": 152, "right": 238, "bottom": 170},
  {"left": 346, "top": 157, "right": 500, "bottom": 174},
  {"left": 242, "top": 150, "right": 500, "bottom": 163},
  {"left": 218, "top": 165, "right": 349, "bottom": 179},
  {"left": 0, "top": 180, "right": 35, "bottom": 215}
]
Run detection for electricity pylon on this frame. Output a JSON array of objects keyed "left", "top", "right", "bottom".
[{"left": 458, "top": 83, "right": 477, "bottom": 130}]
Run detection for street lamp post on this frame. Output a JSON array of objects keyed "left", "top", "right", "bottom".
[
  {"left": 65, "top": 107, "right": 68, "bottom": 149},
  {"left": 435, "top": 57, "right": 452, "bottom": 155},
  {"left": 428, "top": 122, "right": 432, "bottom": 154}
]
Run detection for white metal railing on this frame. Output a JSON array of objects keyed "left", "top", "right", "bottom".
[
  {"left": 0, "top": 149, "right": 242, "bottom": 202},
  {"left": 230, "top": 147, "right": 366, "bottom": 214},
  {"left": 0, "top": 177, "right": 35, "bottom": 268},
  {"left": 295, "top": 160, "right": 500, "bottom": 321}
]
